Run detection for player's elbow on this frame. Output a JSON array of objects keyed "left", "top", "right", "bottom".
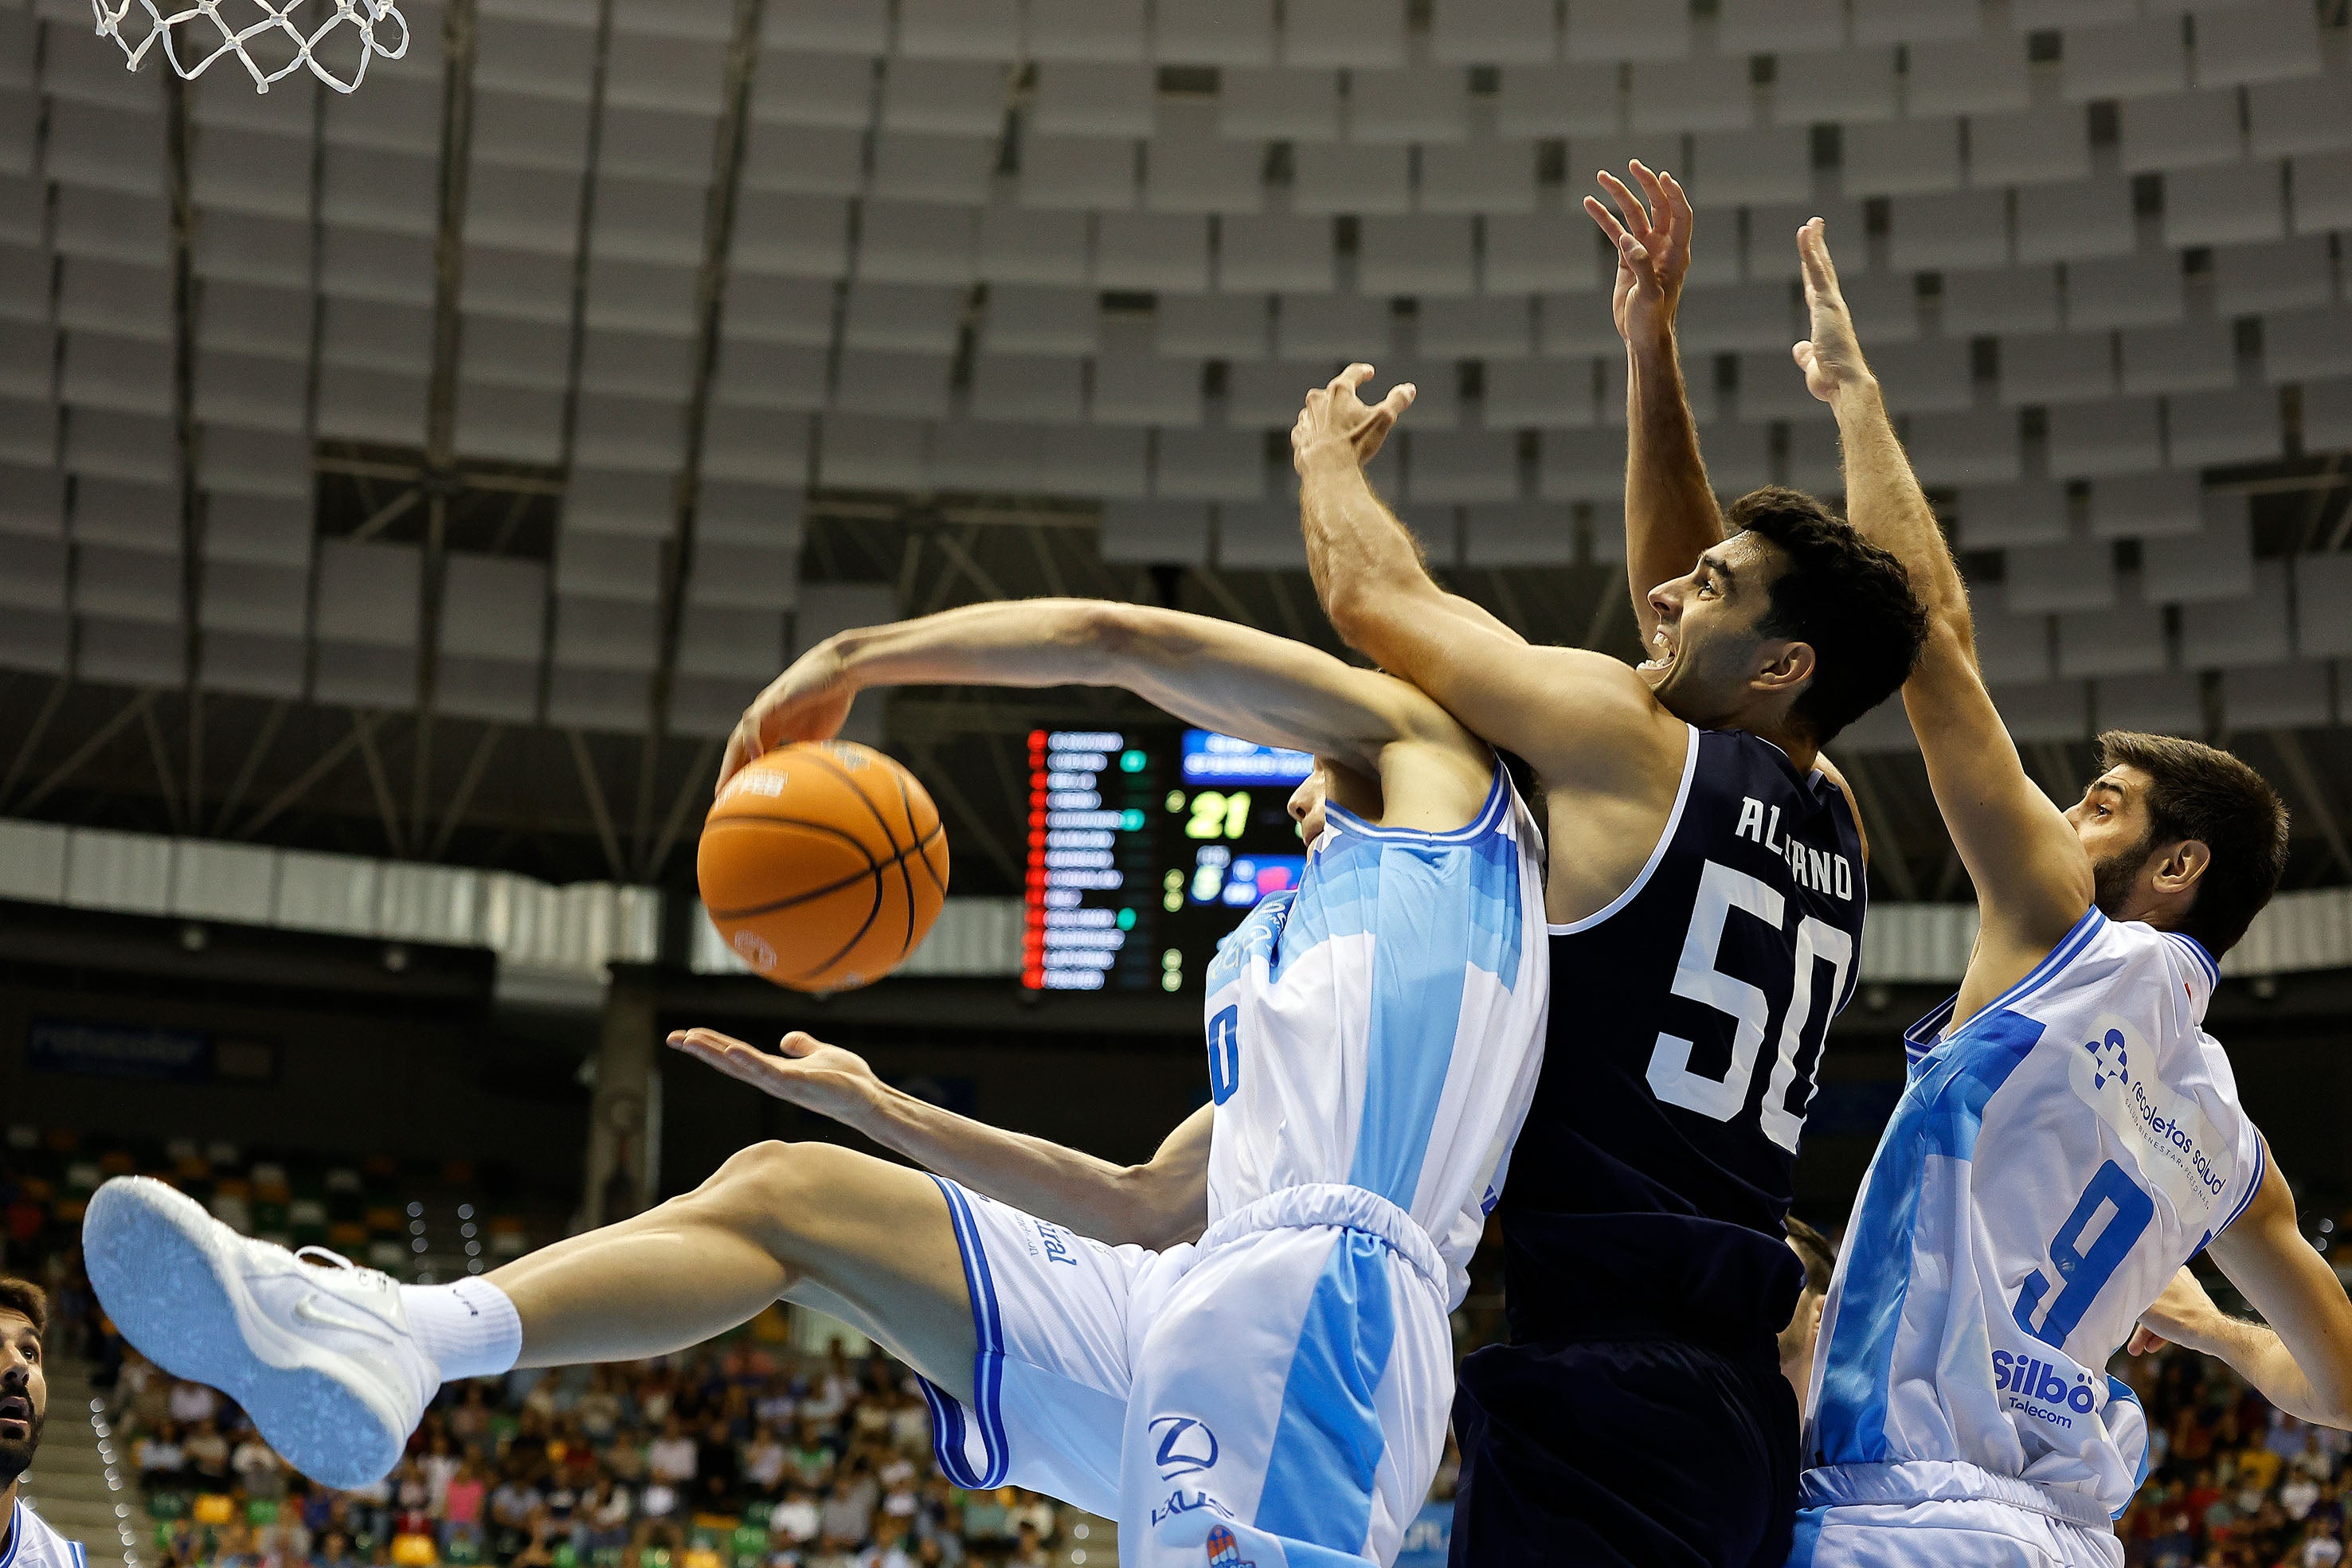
[
  {"left": 1113, "top": 1163, "right": 1207, "bottom": 1250},
  {"left": 1053, "top": 600, "right": 1158, "bottom": 675}
]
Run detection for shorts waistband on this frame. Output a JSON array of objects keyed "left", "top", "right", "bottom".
[
  {"left": 1801, "top": 1460, "right": 2116, "bottom": 1534},
  {"left": 1198, "top": 1183, "right": 1446, "bottom": 1292}
]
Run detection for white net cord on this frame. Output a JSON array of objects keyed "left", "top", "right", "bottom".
[{"left": 89, "top": 0, "right": 410, "bottom": 95}]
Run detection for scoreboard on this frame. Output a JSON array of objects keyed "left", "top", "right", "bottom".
[{"left": 1022, "top": 726, "right": 1316, "bottom": 993}]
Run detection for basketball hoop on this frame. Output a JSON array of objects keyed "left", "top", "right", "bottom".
[{"left": 90, "top": 0, "right": 409, "bottom": 95}]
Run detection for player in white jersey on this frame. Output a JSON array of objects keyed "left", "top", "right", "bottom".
[
  {"left": 1781, "top": 218, "right": 2352, "bottom": 1566},
  {"left": 0, "top": 1279, "right": 91, "bottom": 1568},
  {"left": 82, "top": 596, "right": 1548, "bottom": 1568}
]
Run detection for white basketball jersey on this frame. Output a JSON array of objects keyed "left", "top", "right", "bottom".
[
  {"left": 1807, "top": 910, "right": 2266, "bottom": 1518},
  {"left": 1199, "top": 762, "right": 1550, "bottom": 1309},
  {"left": 9, "top": 1497, "right": 91, "bottom": 1568}
]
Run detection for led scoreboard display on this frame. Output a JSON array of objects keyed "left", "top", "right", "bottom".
[{"left": 1022, "top": 728, "right": 1316, "bottom": 993}]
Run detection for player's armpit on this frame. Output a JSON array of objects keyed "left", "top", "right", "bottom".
[
  {"left": 2203, "top": 1152, "right": 2352, "bottom": 1429},
  {"left": 1115, "top": 1105, "right": 1215, "bottom": 1250},
  {"left": 1903, "top": 623, "right": 2095, "bottom": 981}
]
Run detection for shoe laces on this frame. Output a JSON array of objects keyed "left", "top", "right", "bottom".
[{"left": 292, "top": 1245, "right": 396, "bottom": 1292}]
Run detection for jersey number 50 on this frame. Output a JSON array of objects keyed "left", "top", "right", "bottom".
[{"left": 1646, "top": 860, "right": 1853, "bottom": 1153}]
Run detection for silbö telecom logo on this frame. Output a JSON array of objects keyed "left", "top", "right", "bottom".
[{"left": 1992, "top": 1349, "right": 2100, "bottom": 1425}]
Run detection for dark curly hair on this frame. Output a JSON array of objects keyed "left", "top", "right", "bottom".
[
  {"left": 0, "top": 1277, "right": 45, "bottom": 1339},
  {"left": 1728, "top": 487, "right": 1928, "bottom": 745},
  {"left": 2096, "top": 731, "right": 2288, "bottom": 956}
]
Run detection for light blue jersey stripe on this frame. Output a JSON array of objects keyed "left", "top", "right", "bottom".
[{"left": 1254, "top": 1230, "right": 1395, "bottom": 1552}]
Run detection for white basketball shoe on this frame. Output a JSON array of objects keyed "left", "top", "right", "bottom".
[{"left": 83, "top": 1175, "right": 438, "bottom": 1490}]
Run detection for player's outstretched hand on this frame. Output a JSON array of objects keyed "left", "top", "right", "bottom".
[
  {"left": 2130, "top": 1265, "right": 2222, "bottom": 1355},
  {"left": 718, "top": 643, "right": 857, "bottom": 792},
  {"left": 1791, "top": 217, "right": 1874, "bottom": 409},
  {"left": 667, "top": 1027, "right": 882, "bottom": 1122},
  {"left": 1582, "top": 160, "right": 1691, "bottom": 350},
  {"left": 1291, "top": 363, "right": 1415, "bottom": 475}
]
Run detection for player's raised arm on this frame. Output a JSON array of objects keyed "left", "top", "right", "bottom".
[
  {"left": 1586, "top": 162, "right": 1726, "bottom": 639},
  {"left": 669, "top": 1028, "right": 1212, "bottom": 1249},
  {"left": 2138, "top": 1157, "right": 2352, "bottom": 1429},
  {"left": 1293, "top": 369, "right": 1685, "bottom": 798},
  {"left": 1793, "top": 219, "right": 2094, "bottom": 973}
]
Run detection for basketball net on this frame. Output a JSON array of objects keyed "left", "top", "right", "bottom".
[{"left": 90, "top": 0, "right": 410, "bottom": 94}]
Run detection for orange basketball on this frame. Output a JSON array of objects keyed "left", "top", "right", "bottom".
[{"left": 699, "top": 741, "right": 950, "bottom": 992}]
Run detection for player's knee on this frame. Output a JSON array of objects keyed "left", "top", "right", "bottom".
[{"left": 689, "top": 1140, "right": 856, "bottom": 1251}]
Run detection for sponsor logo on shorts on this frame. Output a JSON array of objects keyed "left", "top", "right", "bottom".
[
  {"left": 1152, "top": 1490, "right": 1234, "bottom": 1527},
  {"left": 1203, "top": 1526, "right": 1254, "bottom": 1567},
  {"left": 1992, "top": 1349, "right": 2097, "bottom": 1428},
  {"left": 1150, "top": 1415, "right": 1219, "bottom": 1480}
]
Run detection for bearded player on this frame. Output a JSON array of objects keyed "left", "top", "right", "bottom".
[
  {"left": 0, "top": 1278, "right": 88, "bottom": 1568},
  {"left": 84, "top": 596, "right": 1549, "bottom": 1568}
]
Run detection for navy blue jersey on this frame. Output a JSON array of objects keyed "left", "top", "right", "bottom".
[{"left": 1499, "top": 725, "right": 1868, "bottom": 1352}]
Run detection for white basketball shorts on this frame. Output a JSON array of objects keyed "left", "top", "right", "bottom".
[
  {"left": 1789, "top": 1461, "right": 2125, "bottom": 1568},
  {"left": 917, "top": 1178, "right": 1454, "bottom": 1568}
]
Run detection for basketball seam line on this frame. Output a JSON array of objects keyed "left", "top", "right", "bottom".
[{"left": 708, "top": 826, "right": 945, "bottom": 923}]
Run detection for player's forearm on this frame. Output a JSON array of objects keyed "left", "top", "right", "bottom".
[
  {"left": 826, "top": 600, "right": 1131, "bottom": 696},
  {"left": 834, "top": 1079, "right": 1188, "bottom": 1248},
  {"left": 1624, "top": 337, "right": 1724, "bottom": 634},
  {"left": 1831, "top": 381, "right": 1971, "bottom": 647},
  {"left": 2167, "top": 1312, "right": 2352, "bottom": 1429},
  {"left": 1297, "top": 448, "right": 1451, "bottom": 666}
]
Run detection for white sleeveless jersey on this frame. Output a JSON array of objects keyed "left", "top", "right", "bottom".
[
  {"left": 9, "top": 1498, "right": 91, "bottom": 1568},
  {"left": 1807, "top": 909, "right": 2266, "bottom": 1518},
  {"left": 1199, "top": 762, "right": 1550, "bottom": 1309}
]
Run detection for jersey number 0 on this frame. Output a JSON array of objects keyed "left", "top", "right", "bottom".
[{"left": 1646, "top": 860, "right": 1853, "bottom": 1153}]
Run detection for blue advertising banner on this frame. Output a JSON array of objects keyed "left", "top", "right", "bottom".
[
  {"left": 29, "top": 1018, "right": 213, "bottom": 1081},
  {"left": 1180, "top": 729, "right": 1316, "bottom": 788},
  {"left": 1394, "top": 1502, "right": 1453, "bottom": 1568}
]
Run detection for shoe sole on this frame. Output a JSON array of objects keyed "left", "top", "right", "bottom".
[{"left": 84, "top": 1176, "right": 405, "bottom": 1491}]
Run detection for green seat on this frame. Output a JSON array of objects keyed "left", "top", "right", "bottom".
[
  {"left": 445, "top": 1538, "right": 483, "bottom": 1566},
  {"left": 592, "top": 1549, "right": 624, "bottom": 1568},
  {"left": 729, "top": 1526, "right": 766, "bottom": 1566},
  {"left": 554, "top": 1545, "right": 580, "bottom": 1568},
  {"left": 247, "top": 1500, "right": 280, "bottom": 1525},
  {"left": 737, "top": 1503, "right": 770, "bottom": 1530},
  {"left": 640, "top": 1550, "right": 674, "bottom": 1568},
  {"left": 147, "top": 1492, "right": 189, "bottom": 1522}
]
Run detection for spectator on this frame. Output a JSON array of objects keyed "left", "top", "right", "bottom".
[
  {"left": 169, "top": 1378, "right": 222, "bottom": 1429},
  {"left": 647, "top": 1414, "right": 698, "bottom": 1488},
  {"left": 773, "top": 1482, "right": 822, "bottom": 1551},
  {"left": 135, "top": 1417, "right": 187, "bottom": 1491},
  {"left": 821, "top": 1474, "right": 875, "bottom": 1551},
  {"left": 183, "top": 1416, "right": 233, "bottom": 1491},
  {"left": 2308, "top": 1515, "right": 2348, "bottom": 1568},
  {"left": 234, "top": 1428, "right": 288, "bottom": 1500}
]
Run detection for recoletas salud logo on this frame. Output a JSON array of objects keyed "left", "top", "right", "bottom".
[{"left": 2066, "top": 1014, "right": 2230, "bottom": 1215}]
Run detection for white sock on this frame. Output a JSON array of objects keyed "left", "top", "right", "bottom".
[{"left": 398, "top": 1279, "right": 522, "bottom": 1383}]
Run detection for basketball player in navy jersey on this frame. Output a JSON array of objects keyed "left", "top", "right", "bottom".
[{"left": 1292, "top": 160, "right": 1927, "bottom": 1568}]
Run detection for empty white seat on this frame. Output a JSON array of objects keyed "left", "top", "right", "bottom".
[
  {"left": 1836, "top": 272, "right": 1927, "bottom": 342},
  {"left": 1737, "top": 350, "right": 1820, "bottom": 421},
  {"left": 1220, "top": 68, "right": 1340, "bottom": 142},
  {"left": 1145, "top": 127, "right": 1265, "bottom": 213},
  {"left": 550, "top": 594, "right": 659, "bottom": 675},
  {"left": 1887, "top": 188, "right": 2010, "bottom": 269},
  {"left": 1221, "top": 215, "right": 1334, "bottom": 292},
  {"left": 1351, "top": 68, "right": 1472, "bottom": 143},
  {"left": 1403, "top": 429, "right": 1519, "bottom": 502},
  {"left": 1868, "top": 338, "right": 1975, "bottom": 413},
  {"left": 200, "top": 424, "right": 309, "bottom": 495},
  {"left": 2166, "top": 162, "right": 2287, "bottom": 248},
  {"left": 2210, "top": 236, "right": 2333, "bottom": 315},
  {"left": 53, "top": 186, "right": 167, "bottom": 266},
  {"left": 722, "top": 275, "right": 838, "bottom": 347},
  {"left": 1019, "top": 136, "right": 1140, "bottom": 211},
  {"left": 1628, "top": 57, "right": 1753, "bottom": 135},
  {"left": 1700, "top": 420, "right": 1775, "bottom": 493},
  {"left": 63, "top": 331, "right": 174, "bottom": 416},
  {"left": 313, "top": 366, "right": 429, "bottom": 448},
  {"left": 2056, "top": 592, "right": 2168, "bottom": 678},
  {"left": 1418, "top": 139, "right": 1540, "bottom": 215},
  {"left": 1153, "top": 0, "right": 1277, "bottom": 69},
  {"left": 1216, "top": 499, "right": 1309, "bottom": 569},
  {"left": 2013, "top": 176, "right": 2135, "bottom": 264},
  {"left": 1419, "top": 296, "right": 1535, "bottom": 358},
  {"left": 2088, "top": 469, "right": 2201, "bottom": 539},
  {"left": 704, "top": 406, "right": 812, "bottom": 485},
  {"left": 1909, "top": 35, "right": 2032, "bottom": 116},
  {"left": 871, "top": 132, "right": 997, "bottom": 204},
  {"left": 1430, "top": 0, "right": 1560, "bottom": 65},
  {"left": 1028, "top": 0, "right": 1148, "bottom": 63},
  {"left": 2046, "top": 397, "right": 2162, "bottom": 476},
  {"left": 1451, "top": 501, "right": 1570, "bottom": 565},
  {"left": 1855, "top": 0, "right": 1978, "bottom": 43},
  {"left": 0, "top": 462, "right": 63, "bottom": 538},
  {"left": 198, "top": 561, "right": 308, "bottom": 635},
  {"left": 1486, "top": 360, "right": 1597, "bottom": 428},
  {"left": 455, "top": 380, "right": 564, "bottom": 463},
  {"left": 1031, "top": 63, "right": 1155, "bottom": 139},
  {"left": 674, "top": 601, "right": 788, "bottom": 673},
  {"left": 1772, "top": 49, "right": 1899, "bottom": 126},
  {"left": 571, "top": 390, "right": 689, "bottom": 470},
  {"left": 2166, "top": 387, "right": 2283, "bottom": 467},
  {"left": 1968, "top": 106, "right": 2093, "bottom": 189},
  {"left": 817, "top": 412, "right": 929, "bottom": 488},
  {"left": 2119, "top": 89, "right": 2242, "bottom": 174},
  {"left": 1282, "top": 0, "right": 1407, "bottom": 65},
  {"left": 2261, "top": 305, "right": 2352, "bottom": 381},
  {"left": 2292, "top": 149, "right": 2352, "bottom": 233},
  {"left": 1782, "top": 420, "right": 1843, "bottom": 491},
  {"left": 897, "top": 0, "right": 1019, "bottom": 61},
  {"left": 1902, "top": 409, "right": 2024, "bottom": 484},
  {"left": 594, "top": 108, "right": 721, "bottom": 185},
  {"left": 2065, "top": 252, "right": 2186, "bottom": 330},
  {"left": 2217, "top": 659, "right": 2329, "bottom": 725},
  {"left": 1358, "top": 215, "right": 1475, "bottom": 295},
  {"left": 983, "top": 284, "right": 1099, "bottom": 354},
  {"left": 2300, "top": 376, "right": 2352, "bottom": 450},
  {"left": 929, "top": 420, "right": 1042, "bottom": 491},
  {"left": 1675, "top": 280, "right": 1798, "bottom": 352},
  {"left": 2118, "top": 321, "right": 2235, "bottom": 397},
  {"left": 747, "top": 53, "right": 875, "bottom": 131},
  {"left": 1291, "top": 143, "right": 1411, "bottom": 215},
  {"left": 698, "top": 480, "right": 806, "bottom": 546},
  {"left": 2248, "top": 76, "right": 2352, "bottom": 159},
  {"left": 833, "top": 350, "right": 953, "bottom": 417},
  {"left": 1485, "top": 213, "right": 1608, "bottom": 293},
  {"left": 71, "top": 475, "right": 178, "bottom": 551},
  {"left": 1689, "top": 127, "right": 1811, "bottom": 205},
  {"left": 594, "top": 176, "right": 710, "bottom": 266},
  {"left": 843, "top": 282, "right": 965, "bottom": 351},
  {"left": 1842, "top": 117, "right": 1963, "bottom": 198},
  {"left": 565, "top": 469, "right": 677, "bottom": 539},
  {"left": 859, "top": 200, "right": 980, "bottom": 285},
  {"left": 2140, "top": 500, "right": 2253, "bottom": 603},
  {"left": 1955, "top": 480, "right": 2069, "bottom": 549},
  {"left": 1157, "top": 293, "right": 1270, "bottom": 359},
  {"left": 729, "top": 192, "right": 852, "bottom": 276},
  {"left": 976, "top": 206, "right": 1090, "bottom": 284},
  {"left": 1998, "top": 330, "right": 2116, "bottom": 406},
  {"left": 1100, "top": 498, "right": 1211, "bottom": 564},
  {"left": 1537, "top": 426, "right": 1623, "bottom": 499},
  {"left": 555, "top": 531, "right": 663, "bottom": 601},
  {"left": 1717, "top": 0, "right": 1844, "bottom": 52},
  {"left": 74, "top": 542, "right": 182, "bottom": 623},
  {"left": 2094, "top": 671, "right": 2201, "bottom": 735},
  {"left": 1276, "top": 293, "right": 1391, "bottom": 358},
  {"left": 204, "top": 491, "right": 311, "bottom": 566},
  {"left": 315, "top": 538, "right": 422, "bottom": 646},
  {"left": 1225, "top": 361, "right": 1336, "bottom": 428},
  {"left": 738, "top": 123, "right": 866, "bottom": 196},
  {"left": 463, "top": 246, "right": 579, "bottom": 323},
  {"left": 1096, "top": 213, "right": 1211, "bottom": 290},
  {"left": 193, "top": 215, "right": 311, "bottom": 290},
  {"left": 1494, "top": 64, "right": 1623, "bottom": 137},
  {"left": 2061, "top": 18, "right": 2188, "bottom": 103},
  {"left": 2192, "top": 2, "right": 2320, "bottom": 88},
  {"left": 2179, "top": 560, "right": 2291, "bottom": 667},
  {"left": 1563, "top": 0, "right": 1689, "bottom": 62},
  {"left": 714, "top": 341, "right": 828, "bottom": 409},
  {"left": 2004, "top": 544, "right": 2115, "bottom": 614},
  {"left": 1092, "top": 355, "right": 1203, "bottom": 424},
  {"left": 1153, "top": 428, "right": 1268, "bottom": 499},
  {"left": 2293, "top": 553, "right": 2352, "bottom": 657}
]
